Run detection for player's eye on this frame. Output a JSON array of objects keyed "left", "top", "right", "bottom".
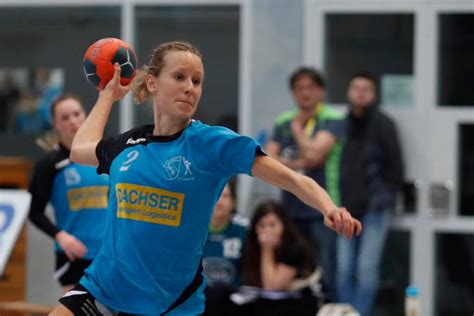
[
  {"left": 175, "top": 73, "right": 184, "bottom": 81},
  {"left": 192, "top": 78, "right": 201, "bottom": 86}
]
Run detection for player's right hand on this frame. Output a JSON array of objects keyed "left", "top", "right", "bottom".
[
  {"left": 101, "top": 63, "right": 133, "bottom": 102},
  {"left": 55, "top": 230, "right": 88, "bottom": 261},
  {"left": 324, "top": 207, "right": 363, "bottom": 240}
]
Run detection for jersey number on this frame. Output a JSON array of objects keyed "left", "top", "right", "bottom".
[{"left": 120, "top": 150, "right": 139, "bottom": 172}]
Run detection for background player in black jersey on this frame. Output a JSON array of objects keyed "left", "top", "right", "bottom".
[{"left": 28, "top": 94, "right": 109, "bottom": 293}]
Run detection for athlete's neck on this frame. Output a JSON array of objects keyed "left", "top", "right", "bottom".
[
  {"left": 153, "top": 111, "right": 191, "bottom": 136},
  {"left": 61, "top": 137, "right": 73, "bottom": 149}
]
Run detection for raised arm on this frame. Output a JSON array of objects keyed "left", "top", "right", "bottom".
[
  {"left": 291, "top": 121, "right": 338, "bottom": 168},
  {"left": 252, "top": 155, "right": 362, "bottom": 239},
  {"left": 70, "top": 64, "right": 131, "bottom": 166},
  {"left": 302, "top": 131, "right": 337, "bottom": 168}
]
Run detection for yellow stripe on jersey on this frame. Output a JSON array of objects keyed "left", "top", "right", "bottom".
[
  {"left": 115, "top": 183, "right": 184, "bottom": 227},
  {"left": 304, "top": 102, "right": 324, "bottom": 137},
  {"left": 67, "top": 186, "right": 109, "bottom": 211}
]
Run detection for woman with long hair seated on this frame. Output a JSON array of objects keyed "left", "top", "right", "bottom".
[{"left": 237, "top": 201, "right": 322, "bottom": 315}]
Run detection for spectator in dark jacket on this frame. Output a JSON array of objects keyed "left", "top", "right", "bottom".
[{"left": 332, "top": 73, "right": 404, "bottom": 316}]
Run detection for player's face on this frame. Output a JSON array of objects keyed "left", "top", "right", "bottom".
[
  {"left": 292, "top": 76, "right": 324, "bottom": 112},
  {"left": 347, "top": 77, "right": 377, "bottom": 110},
  {"left": 53, "top": 98, "right": 86, "bottom": 140},
  {"left": 212, "top": 185, "right": 235, "bottom": 221},
  {"left": 152, "top": 51, "right": 204, "bottom": 120},
  {"left": 255, "top": 213, "right": 284, "bottom": 244}
]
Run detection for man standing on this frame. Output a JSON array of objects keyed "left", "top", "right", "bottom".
[
  {"left": 335, "top": 73, "right": 404, "bottom": 316},
  {"left": 266, "top": 67, "right": 344, "bottom": 302}
]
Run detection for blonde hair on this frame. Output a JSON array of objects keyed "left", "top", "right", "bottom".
[{"left": 133, "top": 41, "right": 202, "bottom": 104}]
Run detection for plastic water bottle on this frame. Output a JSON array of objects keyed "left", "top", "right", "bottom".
[{"left": 405, "top": 285, "right": 421, "bottom": 316}]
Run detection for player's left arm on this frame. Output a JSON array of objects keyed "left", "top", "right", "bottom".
[{"left": 252, "top": 155, "right": 362, "bottom": 239}]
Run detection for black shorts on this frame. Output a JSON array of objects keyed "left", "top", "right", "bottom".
[
  {"left": 55, "top": 252, "right": 93, "bottom": 286},
  {"left": 59, "top": 284, "right": 133, "bottom": 316}
]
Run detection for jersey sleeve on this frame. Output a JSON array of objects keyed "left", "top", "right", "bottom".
[
  {"left": 28, "top": 157, "right": 55, "bottom": 201},
  {"left": 28, "top": 194, "right": 60, "bottom": 238},
  {"left": 28, "top": 157, "right": 60, "bottom": 238},
  {"left": 197, "top": 126, "right": 264, "bottom": 177},
  {"left": 95, "top": 133, "right": 130, "bottom": 174}
]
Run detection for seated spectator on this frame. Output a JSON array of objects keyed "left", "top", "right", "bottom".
[
  {"left": 234, "top": 201, "right": 321, "bottom": 316},
  {"left": 203, "top": 181, "right": 248, "bottom": 316}
]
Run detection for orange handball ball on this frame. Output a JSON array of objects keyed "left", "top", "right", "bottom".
[{"left": 83, "top": 38, "right": 138, "bottom": 90}]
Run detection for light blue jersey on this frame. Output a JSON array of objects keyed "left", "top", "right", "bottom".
[
  {"left": 80, "top": 121, "right": 262, "bottom": 315},
  {"left": 203, "top": 215, "right": 248, "bottom": 288},
  {"left": 50, "top": 163, "right": 109, "bottom": 259},
  {"left": 29, "top": 143, "right": 109, "bottom": 260}
]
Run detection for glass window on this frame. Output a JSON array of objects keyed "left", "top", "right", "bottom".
[
  {"left": 374, "top": 230, "right": 410, "bottom": 316},
  {"left": 458, "top": 124, "right": 474, "bottom": 216},
  {"left": 0, "top": 7, "right": 121, "bottom": 159},
  {"left": 324, "top": 14, "right": 414, "bottom": 105},
  {"left": 435, "top": 233, "right": 474, "bottom": 315},
  {"left": 135, "top": 6, "right": 239, "bottom": 130},
  {"left": 438, "top": 14, "right": 474, "bottom": 106}
]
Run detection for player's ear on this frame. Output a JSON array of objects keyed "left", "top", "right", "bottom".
[{"left": 146, "top": 74, "right": 157, "bottom": 95}]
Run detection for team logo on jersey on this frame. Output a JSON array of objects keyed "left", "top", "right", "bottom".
[
  {"left": 223, "top": 238, "right": 243, "bottom": 259},
  {"left": 163, "top": 156, "right": 194, "bottom": 181},
  {"left": 64, "top": 168, "right": 81, "bottom": 186},
  {"left": 202, "top": 257, "right": 236, "bottom": 286},
  {"left": 126, "top": 137, "right": 146, "bottom": 145}
]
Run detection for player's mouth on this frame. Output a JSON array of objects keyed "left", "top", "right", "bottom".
[{"left": 177, "top": 100, "right": 194, "bottom": 107}]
